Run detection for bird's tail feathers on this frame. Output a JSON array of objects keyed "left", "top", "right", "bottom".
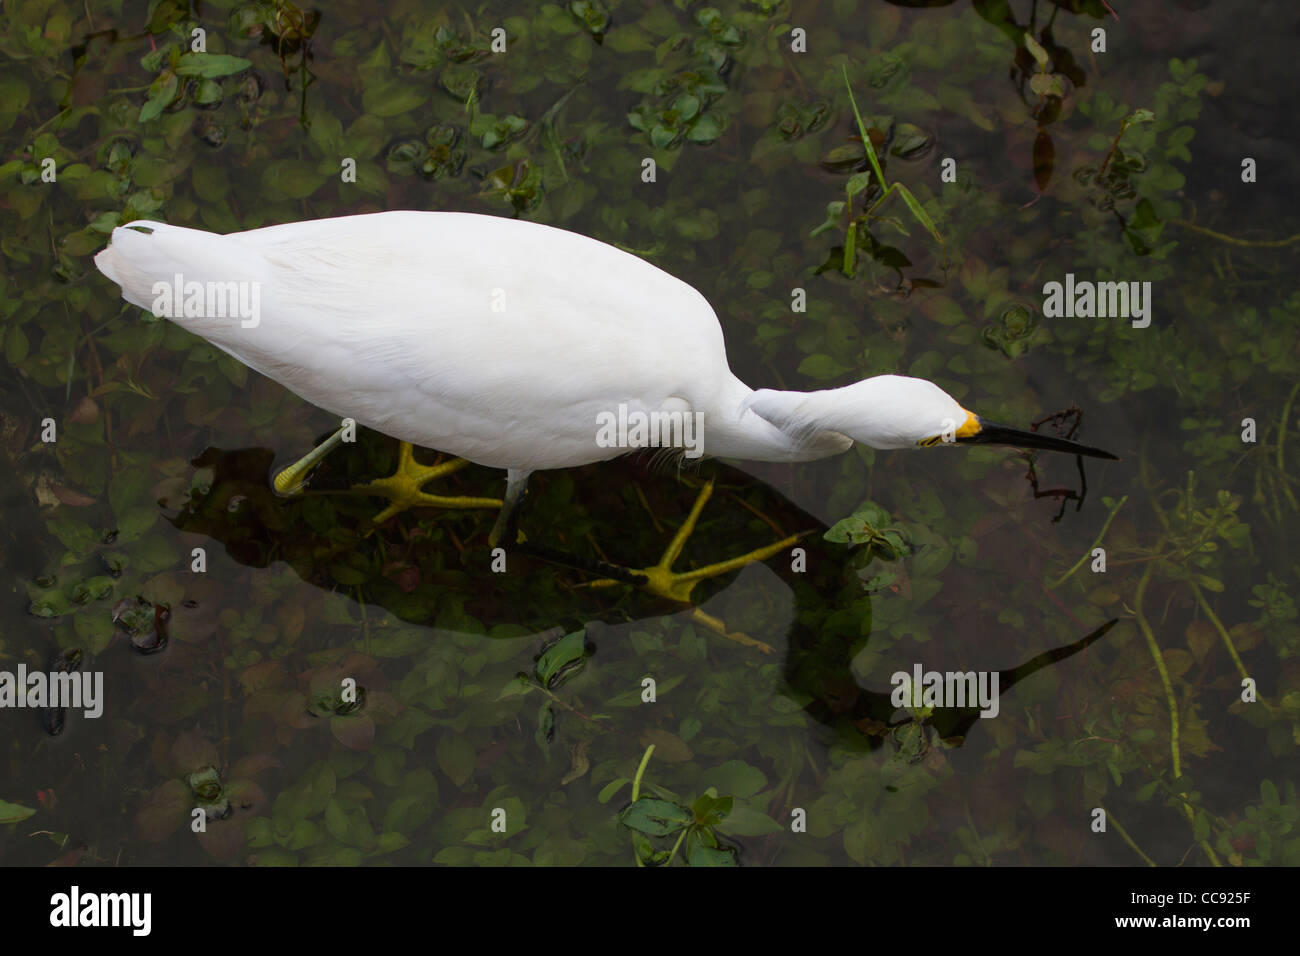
[{"left": 94, "top": 221, "right": 268, "bottom": 322}]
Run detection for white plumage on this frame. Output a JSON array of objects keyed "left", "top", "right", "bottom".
[{"left": 94, "top": 210, "right": 1115, "bottom": 522}]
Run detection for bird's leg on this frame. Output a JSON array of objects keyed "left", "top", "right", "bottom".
[
  {"left": 274, "top": 435, "right": 501, "bottom": 525},
  {"left": 582, "top": 479, "right": 806, "bottom": 654},
  {"left": 273, "top": 424, "right": 350, "bottom": 496},
  {"left": 488, "top": 469, "right": 532, "bottom": 548}
]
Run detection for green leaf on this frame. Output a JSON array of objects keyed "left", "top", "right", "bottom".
[
  {"left": 436, "top": 734, "right": 476, "bottom": 787},
  {"left": 691, "top": 791, "right": 732, "bottom": 825},
  {"left": 673, "top": 94, "right": 700, "bottom": 121},
  {"left": 597, "top": 778, "right": 630, "bottom": 804},
  {"left": 1029, "top": 73, "right": 1066, "bottom": 97},
  {"left": 5, "top": 325, "right": 29, "bottom": 364},
  {"left": 797, "top": 353, "right": 852, "bottom": 381},
  {"left": 893, "top": 185, "right": 943, "bottom": 247},
  {"left": 842, "top": 66, "right": 887, "bottom": 189},
  {"left": 716, "top": 805, "right": 783, "bottom": 836},
  {"left": 618, "top": 798, "right": 692, "bottom": 837},
  {"left": 0, "top": 800, "right": 36, "bottom": 824},
  {"left": 116, "top": 506, "right": 158, "bottom": 541},
  {"left": 702, "top": 760, "right": 767, "bottom": 798},
  {"left": 685, "top": 114, "right": 722, "bottom": 143},
  {"left": 1023, "top": 33, "right": 1050, "bottom": 69},
  {"left": 1192, "top": 811, "right": 1210, "bottom": 842},
  {"left": 534, "top": 629, "right": 586, "bottom": 688},
  {"left": 175, "top": 52, "right": 252, "bottom": 78},
  {"left": 324, "top": 799, "right": 350, "bottom": 843},
  {"left": 810, "top": 200, "right": 846, "bottom": 238},
  {"left": 0, "top": 74, "right": 31, "bottom": 132},
  {"left": 108, "top": 467, "right": 150, "bottom": 517},
  {"left": 288, "top": 819, "right": 324, "bottom": 850},
  {"left": 362, "top": 75, "right": 429, "bottom": 117},
  {"left": 639, "top": 728, "right": 692, "bottom": 762},
  {"left": 534, "top": 699, "right": 555, "bottom": 751},
  {"left": 685, "top": 832, "right": 737, "bottom": 866},
  {"left": 261, "top": 160, "right": 328, "bottom": 201},
  {"left": 649, "top": 124, "right": 676, "bottom": 149},
  {"left": 674, "top": 209, "right": 719, "bottom": 241},
  {"left": 495, "top": 675, "right": 534, "bottom": 699},
  {"left": 329, "top": 563, "right": 367, "bottom": 586},
  {"left": 139, "top": 72, "right": 178, "bottom": 123},
  {"left": 193, "top": 79, "right": 223, "bottom": 105},
  {"left": 47, "top": 517, "right": 95, "bottom": 554}
]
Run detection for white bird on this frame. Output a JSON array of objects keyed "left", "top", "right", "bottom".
[{"left": 93, "top": 210, "right": 1116, "bottom": 614}]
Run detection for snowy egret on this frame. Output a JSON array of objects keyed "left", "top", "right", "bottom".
[{"left": 94, "top": 210, "right": 1116, "bottom": 617}]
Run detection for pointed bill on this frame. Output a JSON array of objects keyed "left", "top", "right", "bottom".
[{"left": 956, "top": 416, "right": 1120, "bottom": 460}]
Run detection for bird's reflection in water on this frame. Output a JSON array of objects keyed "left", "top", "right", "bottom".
[{"left": 170, "top": 434, "right": 1114, "bottom": 758}]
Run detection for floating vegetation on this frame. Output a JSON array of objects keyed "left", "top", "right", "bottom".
[{"left": 0, "top": 0, "right": 1295, "bottom": 872}]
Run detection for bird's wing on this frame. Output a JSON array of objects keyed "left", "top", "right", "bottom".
[{"left": 227, "top": 212, "right": 729, "bottom": 467}]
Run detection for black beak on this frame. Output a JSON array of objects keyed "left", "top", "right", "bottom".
[{"left": 956, "top": 418, "right": 1120, "bottom": 460}]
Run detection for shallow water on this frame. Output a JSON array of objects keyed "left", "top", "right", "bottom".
[{"left": 1, "top": 0, "right": 1297, "bottom": 866}]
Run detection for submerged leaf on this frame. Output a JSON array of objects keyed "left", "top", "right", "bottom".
[
  {"left": 175, "top": 53, "right": 252, "bottom": 78},
  {"left": 619, "top": 798, "right": 692, "bottom": 837},
  {"left": 534, "top": 629, "right": 587, "bottom": 688},
  {"left": 0, "top": 800, "right": 36, "bottom": 824}
]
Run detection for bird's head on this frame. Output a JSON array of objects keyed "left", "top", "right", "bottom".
[{"left": 746, "top": 374, "right": 1119, "bottom": 460}]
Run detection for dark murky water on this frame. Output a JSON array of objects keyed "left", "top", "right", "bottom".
[{"left": 1, "top": 1, "right": 1296, "bottom": 866}]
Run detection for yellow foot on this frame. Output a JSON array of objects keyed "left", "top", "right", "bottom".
[
  {"left": 585, "top": 479, "right": 805, "bottom": 654},
  {"left": 274, "top": 437, "right": 501, "bottom": 525},
  {"left": 350, "top": 442, "right": 502, "bottom": 524}
]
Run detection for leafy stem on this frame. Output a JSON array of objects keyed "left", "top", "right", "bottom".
[
  {"left": 839, "top": 64, "right": 946, "bottom": 276},
  {"left": 1048, "top": 494, "right": 1128, "bottom": 588}
]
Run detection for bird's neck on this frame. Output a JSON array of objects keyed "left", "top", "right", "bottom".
[{"left": 702, "top": 376, "right": 852, "bottom": 463}]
